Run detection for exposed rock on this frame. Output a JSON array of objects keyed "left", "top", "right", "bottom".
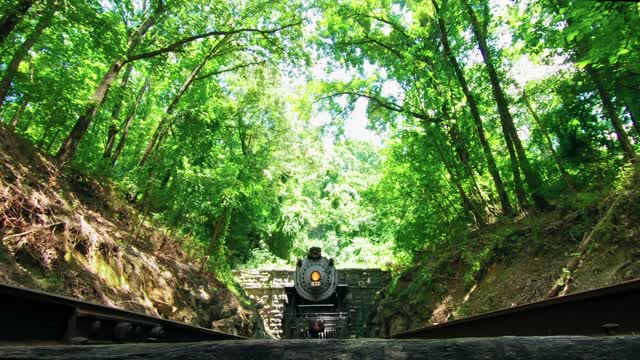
[
  {"left": 153, "top": 300, "right": 175, "bottom": 317},
  {"left": 0, "top": 126, "right": 262, "bottom": 338}
]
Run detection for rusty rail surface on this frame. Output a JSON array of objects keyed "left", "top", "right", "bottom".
[
  {"left": 0, "top": 283, "right": 245, "bottom": 345},
  {"left": 392, "top": 278, "right": 640, "bottom": 339}
]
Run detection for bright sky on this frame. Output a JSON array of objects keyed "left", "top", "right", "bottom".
[
  {"left": 103, "top": 0, "right": 564, "bottom": 149},
  {"left": 311, "top": 0, "right": 566, "bottom": 148},
  {"left": 279, "top": 0, "right": 567, "bottom": 154},
  {"left": 311, "top": 59, "right": 562, "bottom": 149},
  {"left": 309, "top": 60, "right": 388, "bottom": 148}
]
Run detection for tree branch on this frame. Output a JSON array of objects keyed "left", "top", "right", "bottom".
[
  {"left": 337, "top": 32, "right": 435, "bottom": 70},
  {"left": 125, "top": 21, "right": 301, "bottom": 63},
  {"left": 362, "top": 33, "right": 405, "bottom": 59},
  {"left": 352, "top": 11, "right": 412, "bottom": 40},
  {"left": 195, "top": 60, "right": 267, "bottom": 81},
  {"left": 319, "top": 91, "right": 436, "bottom": 123},
  {"left": 2, "top": 222, "right": 65, "bottom": 241}
]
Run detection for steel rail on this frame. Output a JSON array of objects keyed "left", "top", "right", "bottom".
[
  {"left": 0, "top": 283, "right": 245, "bottom": 345},
  {"left": 391, "top": 278, "right": 640, "bottom": 339}
]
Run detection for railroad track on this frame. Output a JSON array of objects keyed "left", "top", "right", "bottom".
[
  {"left": 0, "top": 283, "right": 244, "bottom": 345},
  {"left": 2, "top": 279, "right": 638, "bottom": 346},
  {"left": 392, "top": 278, "right": 640, "bottom": 339}
]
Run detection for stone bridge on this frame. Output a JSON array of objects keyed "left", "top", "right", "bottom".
[{"left": 232, "top": 268, "right": 391, "bottom": 338}]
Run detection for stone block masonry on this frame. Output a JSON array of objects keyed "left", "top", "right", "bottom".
[{"left": 233, "top": 268, "right": 390, "bottom": 338}]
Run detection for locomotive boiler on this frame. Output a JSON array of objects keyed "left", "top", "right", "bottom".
[{"left": 282, "top": 247, "right": 351, "bottom": 338}]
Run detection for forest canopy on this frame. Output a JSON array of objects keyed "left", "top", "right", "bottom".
[{"left": 1, "top": 0, "right": 638, "bottom": 271}]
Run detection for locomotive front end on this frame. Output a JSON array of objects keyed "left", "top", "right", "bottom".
[
  {"left": 282, "top": 247, "right": 351, "bottom": 339},
  {"left": 294, "top": 246, "right": 338, "bottom": 302}
]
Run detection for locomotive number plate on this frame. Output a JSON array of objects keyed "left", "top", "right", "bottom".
[{"left": 311, "top": 281, "right": 321, "bottom": 287}]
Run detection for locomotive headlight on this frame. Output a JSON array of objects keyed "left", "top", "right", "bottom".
[{"left": 310, "top": 271, "right": 321, "bottom": 282}]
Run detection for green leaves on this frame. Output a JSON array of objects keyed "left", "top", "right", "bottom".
[
  {"left": 1, "top": 0, "right": 636, "bottom": 273},
  {"left": 565, "top": 30, "right": 578, "bottom": 43},
  {"left": 575, "top": 59, "right": 591, "bottom": 69}
]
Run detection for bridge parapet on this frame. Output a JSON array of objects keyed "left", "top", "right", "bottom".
[{"left": 233, "top": 268, "right": 390, "bottom": 338}]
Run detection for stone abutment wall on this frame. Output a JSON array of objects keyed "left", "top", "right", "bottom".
[{"left": 233, "top": 268, "right": 390, "bottom": 338}]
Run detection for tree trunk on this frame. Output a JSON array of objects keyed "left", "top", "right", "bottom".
[
  {"left": 432, "top": 0, "right": 514, "bottom": 216},
  {"left": 619, "top": 98, "right": 639, "bottom": 138},
  {"left": 139, "top": 39, "right": 228, "bottom": 167},
  {"left": 38, "top": 119, "right": 53, "bottom": 148},
  {"left": 505, "top": 130, "right": 528, "bottom": 211},
  {"left": 462, "top": 0, "right": 550, "bottom": 210},
  {"left": 8, "top": 95, "right": 29, "bottom": 129},
  {"left": 55, "top": 3, "right": 162, "bottom": 162},
  {"left": 0, "top": 0, "right": 35, "bottom": 45},
  {"left": 55, "top": 60, "right": 124, "bottom": 162},
  {"left": 45, "top": 128, "right": 60, "bottom": 153},
  {"left": 138, "top": 118, "right": 165, "bottom": 167},
  {"left": 111, "top": 76, "right": 150, "bottom": 165},
  {"left": 615, "top": 78, "right": 640, "bottom": 136},
  {"left": 0, "top": 8, "right": 51, "bottom": 111},
  {"left": 629, "top": 106, "right": 640, "bottom": 138},
  {"left": 168, "top": 190, "right": 194, "bottom": 237},
  {"left": 445, "top": 109, "right": 491, "bottom": 217},
  {"left": 431, "top": 125, "right": 486, "bottom": 226},
  {"left": 103, "top": 63, "right": 134, "bottom": 159},
  {"left": 588, "top": 68, "right": 636, "bottom": 162},
  {"left": 425, "top": 188, "right": 454, "bottom": 235},
  {"left": 446, "top": 115, "right": 473, "bottom": 178},
  {"left": 554, "top": 0, "right": 637, "bottom": 162},
  {"left": 160, "top": 170, "right": 171, "bottom": 188},
  {"left": 521, "top": 90, "right": 575, "bottom": 192},
  {"left": 204, "top": 210, "right": 227, "bottom": 269}
]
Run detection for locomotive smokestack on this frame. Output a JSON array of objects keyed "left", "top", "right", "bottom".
[{"left": 308, "top": 247, "right": 322, "bottom": 259}]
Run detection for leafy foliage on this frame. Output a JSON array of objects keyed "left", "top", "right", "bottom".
[{"left": 0, "top": 0, "right": 637, "bottom": 275}]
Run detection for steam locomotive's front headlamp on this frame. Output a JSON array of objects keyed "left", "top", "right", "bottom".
[{"left": 310, "top": 271, "right": 321, "bottom": 282}]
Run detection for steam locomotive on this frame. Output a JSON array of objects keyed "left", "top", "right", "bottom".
[{"left": 282, "top": 247, "right": 351, "bottom": 338}]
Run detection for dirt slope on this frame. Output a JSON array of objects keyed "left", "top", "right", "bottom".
[
  {"left": 0, "top": 125, "right": 264, "bottom": 337},
  {"left": 369, "top": 166, "right": 640, "bottom": 337}
]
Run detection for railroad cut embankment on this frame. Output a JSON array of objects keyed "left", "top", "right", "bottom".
[
  {"left": 0, "top": 125, "right": 264, "bottom": 337},
  {"left": 369, "top": 165, "right": 640, "bottom": 337}
]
